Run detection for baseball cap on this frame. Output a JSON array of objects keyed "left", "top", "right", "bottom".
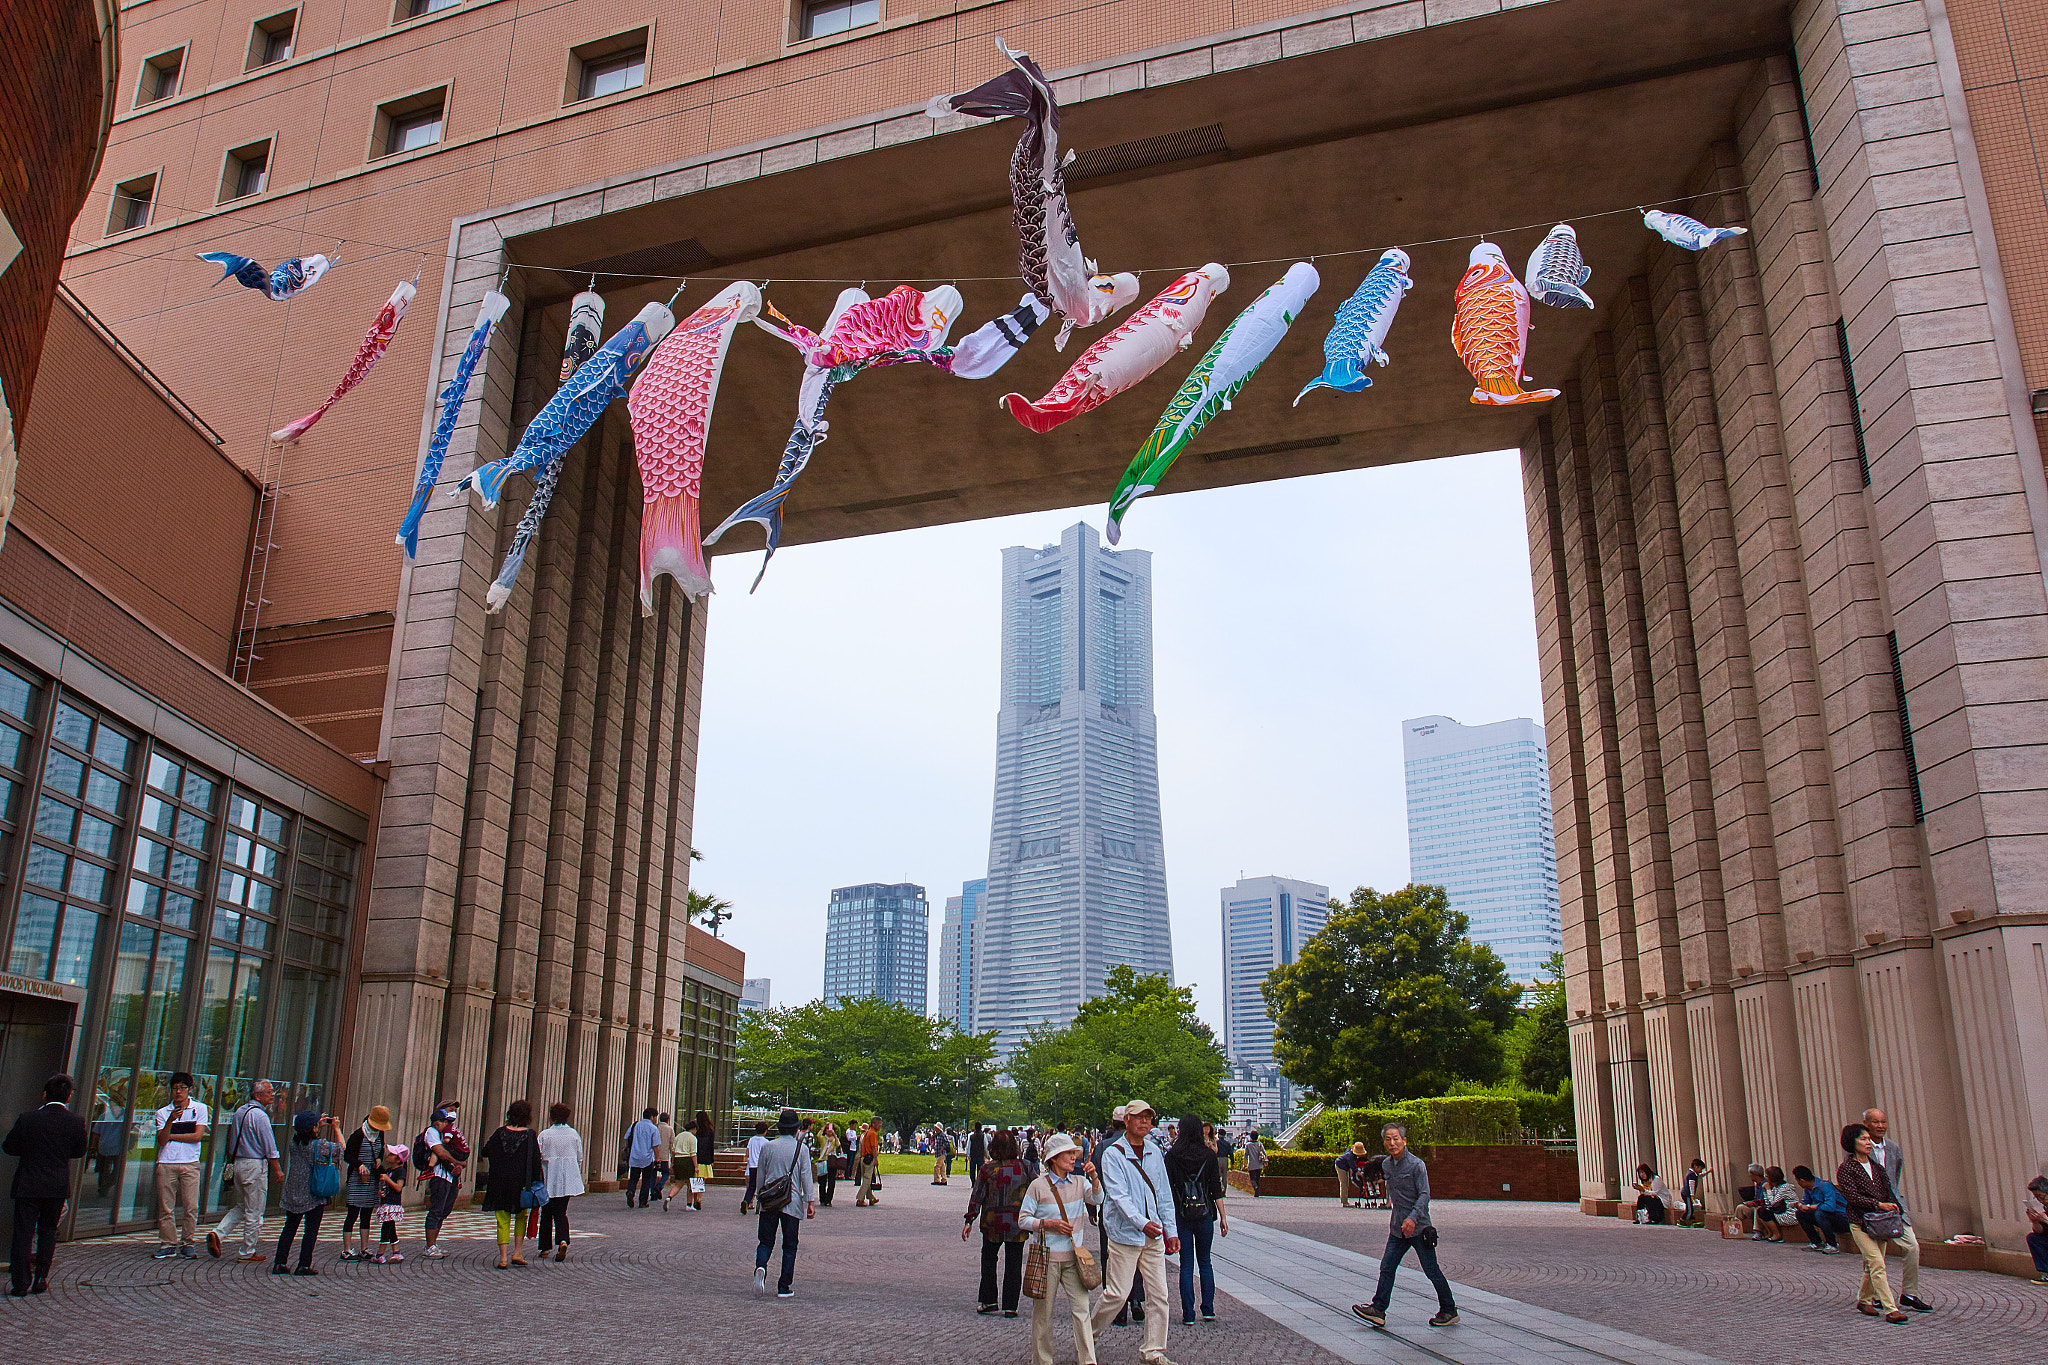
[{"left": 1123, "top": 1099, "right": 1154, "bottom": 1118}]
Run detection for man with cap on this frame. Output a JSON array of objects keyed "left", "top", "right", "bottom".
[
  {"left": 420, "top": 1105, "right": 465, "bottom": 1257},
  {"left": 1092, "top": 1105, "right": 1146, "bottom": 1324},
  {"left": 751, "top": 1107, "right": 817, "bottom": 1298},
  {"left": 1089, "top": 1099, "right": 1179, "bottom": 1365}
]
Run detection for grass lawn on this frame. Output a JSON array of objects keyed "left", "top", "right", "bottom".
[{"left": 877, "top": 1152, "right": 953, "bottom": 1175}]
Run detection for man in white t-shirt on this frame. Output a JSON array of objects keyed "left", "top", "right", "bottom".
[
  {"left": 152, "top": 1072, "right": 209, "bottom": 1259},
  {"left": 421, "top": 1107, "right": 465, "bottom": 1258},
  {"left": 740, "top": 1120, "right": 769, "bottom": 1213}
]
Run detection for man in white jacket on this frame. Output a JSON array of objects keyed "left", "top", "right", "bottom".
[{"left": 1088, "top": 1099, "right": 1180, "bottom": 1365}]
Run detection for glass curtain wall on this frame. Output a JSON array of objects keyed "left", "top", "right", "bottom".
[
  {"left": 0, "top": 647, "right": 357, "bottom": 1236},
  {"left": 675, "top": 978, "right": 737, "bottom": 1124}
]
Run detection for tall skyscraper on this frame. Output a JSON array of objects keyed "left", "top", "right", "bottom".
[
  {"left": 935, "top": 877, "right": 986, "bottom": 1027},
  {"left": 1220, "top": 875, "right": 1330, "bottom": 1068},
  {"left": 972, "top": 524, "right": 1172, "bottom": 1054},
  {"left": 1402, "top": 715, "right": 1561, "bottom": 983},
  {"left": 740, "top": 978, "right": 772, "bottom": 1012},
  {"left": 822, "top": 882, "right": 929, "bottom": 1012}
]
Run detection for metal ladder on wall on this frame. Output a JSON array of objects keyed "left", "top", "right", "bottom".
[{"left": 232, "top": 442, "right": 284, "bottom": 685}]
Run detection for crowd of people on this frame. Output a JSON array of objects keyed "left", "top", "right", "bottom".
[{"left": 8, "top": 1071, "right": 2046, "bottom": 1346}]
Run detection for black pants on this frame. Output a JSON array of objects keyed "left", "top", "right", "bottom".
[
  {"left": 1634, "top": 1194, "right": 1668, "bottom": 1224},
  {"left": 343, "top": 1204, "right": 375, "bottom": 1238},
  {"left": 820, "top": 1166, "right": 838, "bottom": 1205},
  {"left": 742, "top": 1168, "right": 757, "bottom": 1210},
  {"left": 273, "top": 1206, "right": 323, "bottom": 1269},
  {"left": 979, "top": 1237, "right": 1024, "bottom": 1311},
  {"left": 627, "top": 1164, "right": 658, "bottom": 1206},
  {"left": 1249, "top": 1169, "right": 1262, "bottom": 1194},
  {"left": 1797, "top": 1208, "right": 1848, "bottom": 1248},
  {"left": 9, "top": 1196, "right": 63, "bottom": 1291},
  {"left": 1369, "top": 1232, "right": 1456, "bottom": 1314},
  {"left": 756, "top": 1209, "right": 800, "bottom": 1291},
  {"left": 538, "top": 1196, "right": 571, "bottom": 1251}
]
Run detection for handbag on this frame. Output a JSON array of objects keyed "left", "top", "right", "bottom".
[
  {"left": 1023, "top": 1236, "right": 1050, "bottom": 1300},
  {"left": 1051, "top": 1176, "right": 1101, "bottom": 1290},
  {"left": 521, "top": 1178, "right": 549, "bottom": 1209},
  {"left": 689, "top": 1175, "right": 706, "bottom": 1193},
  {"left": 310, "top": 1143, "right": 341, "bottom": 1199},
  {"left": 1862, "top": 1208, "right": 1905, "bottom": 1240}
]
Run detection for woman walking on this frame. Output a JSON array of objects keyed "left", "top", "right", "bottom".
[
  {"left": 339, "top": 1105, "right": 391, "bottom": 1261},
  {"left": 1837, "top": 1122, "right": 1911, "bottom": 1323},
  {"left": 536, "top": 1102, "right": 585, "bottom": 1261},
  {"left": 1019, "top": 1132, "right": 1101, "bottom": 1365},
  {"left": 692, "top": 1109, "right": 715, "bottom": 1211},
  {"left": 481, "top": 1100, "right": 544, "bottom": 1269},
  {"left": 1167, "top": 1111, "right": 1227, "bottom": 1324},
  {"left": 962, "top": 1128, "right": 1032, "bottom": 1317},
  {"left": 272, "top": 1111, "right": 341, "bottom": 1275}
]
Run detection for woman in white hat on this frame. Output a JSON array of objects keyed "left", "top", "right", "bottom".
[{"left": 1020, "top": 1132, "right": 1102, "bottom": 1365}]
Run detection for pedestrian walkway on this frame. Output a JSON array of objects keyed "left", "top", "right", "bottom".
[
  {"left": 1204, "top": 1217, "right": 1731, "bottom": 1365},
  {"left": 89, "top": 1205, "right": 607, "bottom": 1245}
]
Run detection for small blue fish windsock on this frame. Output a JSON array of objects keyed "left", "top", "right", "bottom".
[
  {"left": 197, "top": 250, "right": 333, "bottom": 301},
  {"left": 1294, "top": 248, "right": 1413, "bottom": 405},
  {"left": 1526, "top": 224, "right": 1594, "bottom": 310},
  {"left": 1643, "top": 209, "right": 1748, "bottom": 252},
  {"left": 397, "top": 290, "right": 510, "bottom": 559}
]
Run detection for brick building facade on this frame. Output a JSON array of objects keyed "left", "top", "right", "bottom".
[{"left": 35, "top": 0, "right": 2048, "bottom": 1251}]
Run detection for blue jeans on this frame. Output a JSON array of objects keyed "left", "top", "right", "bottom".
[
  {"left": 757, "top": 1209, "right": 801, "bottom": 1291},
  {"left": 2027, "top": 1229, "right": 2048, "bottom": 1274},
  {"left": 1177, "top": 1212, "right": 1215, "bottom": 1318},
  {"left": 1370, "top": 1232, "right": 1456, "bottom": 1314}
]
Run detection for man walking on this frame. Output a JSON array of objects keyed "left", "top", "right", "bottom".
[
  {"left": 740, "top": 1119, "right": 769, "bottom": 1213},
  {"left": 1244, "top": 1133, "right": 1266, "bottom": 1196},
  {"left": 624, "top": 1107, "right": 660, "bottom": 1208},
  {"left": 421, "top": 1107, "right": 464, "bottom": 1257},
  {"left": 854, "top": 1119, "right": 882, "bottom": 1205},
  {"left": 654, "top": 1112, "right": 675, "bottom": 1209},
  {"left": 751, "top": 1107, "right": 817, "bottom": 1299},
  {"left": 1350, "top": 1123, "right": 1458, "bottom": 1329},
  {"left": 5, "top": 1074, "right": 88, "bottom": 1295},
  {"left": 152, "top": 1071, "right": 208, "bottom": 1259},
  {"left": 1092, "top": 1107, "right": 1146, "bottom": 1323},
  {"left": 1089, "top": 1098, "right": 1179, "bottom": 1365},
  {"left": 207, "top": 1080, "right": 283, "bottom": 1263},
  {"left": 1862, "top": 1107, "right": 1931, "bottom": 1312}
]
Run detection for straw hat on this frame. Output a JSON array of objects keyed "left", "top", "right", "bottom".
[{"left": 367, "top": 1104, "right": 393, "bottom": 1132}]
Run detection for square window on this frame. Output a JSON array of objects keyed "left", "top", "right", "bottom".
[
  {"left": 248, "top": 11, "right": 297, "bottom": 70},
  {"left": 219, "top": 140, "right": 272, "bottom": 203},
  {"left": 107, "top": 175, "right": 157, "bottom": 235},
  {"left": 569, "top": 29, "right": 648, "bottom": 103},
  {"left": 800, "top": 0, "right": 879, "bottom": 40},
  {"left": 376, "top": 90, "right": 446, "bottom": 158},
  {"left": 136, "top": 49, "right": 183, "bottom": 107}
]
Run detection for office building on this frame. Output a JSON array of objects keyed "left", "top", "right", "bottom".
[
  {"left": 740, "top": 978, "right": 771, "bottom": 1012},
  {"left": 972, "top": 525, "right": 1172, "bottom": 1055},
  {"left": 935, "top": 877, "right": 984, "bottom": 1027},
  {"left": 1403, "top": 716, "right": 1561, "bottom": 984},
  {"left": 1222, "top": 1062, "right": 1288, "bottom": 1135},
  {"left": 35, "top": 0, "right": 2048, "bottom": 1250},
  {"left": 1220, "top": 874, "right": 1329, "bottom": 1070},
  {"left": 823, "top": 882, "right": 928, "bottom": 1012}
]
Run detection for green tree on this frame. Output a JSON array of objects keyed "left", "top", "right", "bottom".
[
  {"left": 1010, "top": 965, "right": 1227, "bottom": 1128},
  {"left": 1262, "top": 883, "right": 1522, "bottom": 1104},
  {"left": 734, "top": 995, "right": 998, "bottom": 1147},
  {"left": 1515, "top": 951, "right": 1570, "bottom": 1092}
]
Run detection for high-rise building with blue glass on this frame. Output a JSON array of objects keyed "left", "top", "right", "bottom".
[
  {"left": 1401, "top": 715, "right": 1561, "bottom": 983},
  {"left": 1220, "top": 874, "right": 1330, "bottom": 1069},
  {"left": 822, "top": 882, "right": 928, "bottom": 1012},
  {"left": 935, "top": 878, "right": 984, "bottom": 1026},
  {"left": 972, "top": 524, "right": 1172, "bottom": 1055}
]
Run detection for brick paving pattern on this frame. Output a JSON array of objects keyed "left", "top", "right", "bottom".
[{"left": 1231, "top": 1195, "right": 2048, "bottom": 1365}]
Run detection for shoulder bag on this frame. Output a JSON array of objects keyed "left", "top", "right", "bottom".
[
  {"left": 1055, "top": 1176, "right": 1101, "bottom": 1289},
  {"left": 517, "top": 1134, "right": 549, "bottom": 1209},
  {"left": 310, "top": 1140, "right": 342, "bottom": 1199},
  {"left": 1862, "top": 1208, "right": 1905, "bottom": 1240},
  {"left": 756, "top": 1142, "right": 795, "bottom": 1214}
]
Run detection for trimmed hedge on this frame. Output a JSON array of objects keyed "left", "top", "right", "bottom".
[
  {"left": 1296, "top": 1095, "right": 1527, "bottom": 1151},
  {"left": 1262, "top": 1150, "right": 1349, "bottom": 1179}
]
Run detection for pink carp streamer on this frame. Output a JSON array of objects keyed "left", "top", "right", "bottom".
[
  {"left": 626, "top": 282, "right": 762, "bottom": 612},
  {"left": 271, "top": 279, "right": 415, "bottom": 444}
]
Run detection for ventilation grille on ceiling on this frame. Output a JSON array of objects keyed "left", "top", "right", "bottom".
[
  {"left": 1065, "top": 123, "right": 1228, "bottom": 181},
  {"left": 1200, "top": 434, "right": 1342, "bottom": 464}
]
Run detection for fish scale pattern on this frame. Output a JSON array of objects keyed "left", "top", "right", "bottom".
[
  {"left": 1451, "top": 249, "right": 1557, "bottom": 407},
  {"left": 1001, "top": 265, "right": 1226, "bottom": 433},
  {"left": 271, "top": 281, "right": 413, "bottom": 443}
]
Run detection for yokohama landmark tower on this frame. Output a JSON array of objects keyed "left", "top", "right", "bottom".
[{"left": 972, "top": 524, "right": 1172, "bottom": 1054}]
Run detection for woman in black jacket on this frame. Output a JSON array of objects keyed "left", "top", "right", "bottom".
[
  {"left": 481, "top": 1100, "right": 543, "bottom": 1269},
  {"left": 1165, "top": 1110, "right": 1228, "bottom": 1325},
  {"left": 1836, "top": 1122, "right": 1909, "bottom": 1323}
]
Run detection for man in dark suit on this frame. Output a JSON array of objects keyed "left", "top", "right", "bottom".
[{"left": 5, "top": 1073, "right": 89, "bottom": 1296}]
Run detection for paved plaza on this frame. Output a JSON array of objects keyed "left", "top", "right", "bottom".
[{"left": 2, "top": 1180, "right": 2039, "bottom": 1363}]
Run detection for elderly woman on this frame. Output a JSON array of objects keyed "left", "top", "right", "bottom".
[
  {"left": 1836, "top": 1122, "right": 1910, "bottom": 1322},
  {"left": 1020, "top": 1132, "right": 1102, "bottom": 1365}
]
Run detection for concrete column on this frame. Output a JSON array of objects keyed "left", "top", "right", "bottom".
[
  {"left": 350, "top": 228, "right": 523, "bottom": 1130},
  {"left": 1568, "top": 1017, "right": 1620, "bottom": 1205},
  {"left": 1684, "top": 989, "right": 1752, "bottom": 1211}
]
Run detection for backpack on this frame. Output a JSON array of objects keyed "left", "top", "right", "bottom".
[
  {"left": 412, "top": 1129, "right": 437, "bottom": 1174},
  {"left": 1172, "top": 1166, "right": 1213, "bottom": 1224}
]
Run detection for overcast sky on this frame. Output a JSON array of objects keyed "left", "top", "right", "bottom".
[{"left": 692, "top": 448, "right": 1544, "bottom": 1033}]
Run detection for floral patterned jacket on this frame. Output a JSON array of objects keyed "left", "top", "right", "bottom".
[{"left": 965, "top": 1158, "right": 1032, "bottom": 1242}]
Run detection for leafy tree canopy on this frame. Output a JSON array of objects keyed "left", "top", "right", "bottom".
[
  {"left": 737, "top": 995, "right": 997, "bottom": 1145},
  {"left": 1262, "top": 883, "right": 1522, "bottom": 1104},
  {"left": 1509, "top": 950, "right": 1570, "bottom": 1092},
  {"left": 1010, "top": 966, "right": 1226, "bottom": 1129}
]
